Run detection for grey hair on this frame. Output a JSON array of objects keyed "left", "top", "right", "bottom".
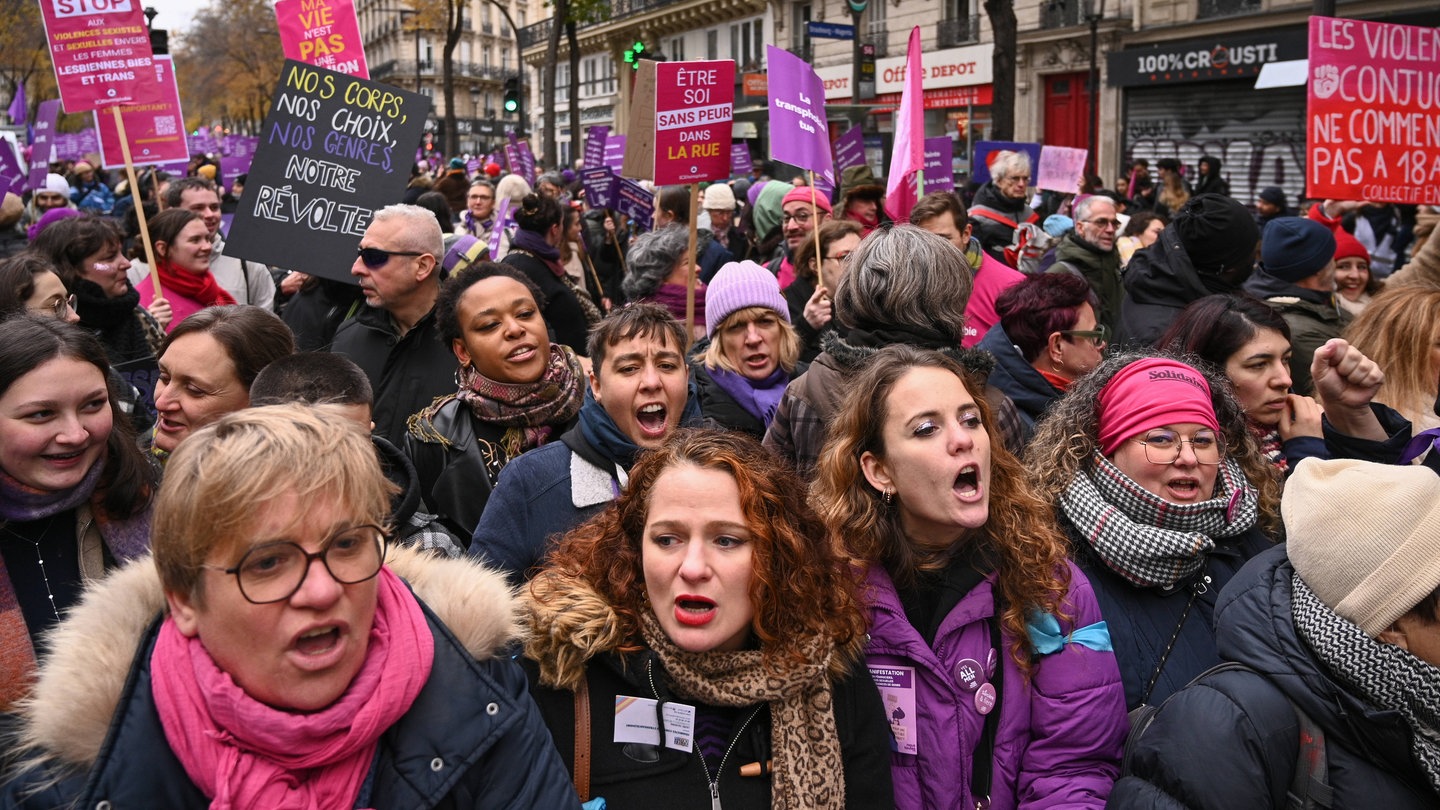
[
  {"left": 834, "top": 225, "right": 973, "bottom": 342},
  {"left": 495, "top": 174, "right": 532, "bottom": 204},
  {"left": 623, "top": 224, "right": 690, "bottom": 301},
  {"left": 1073, "top": 194, "right": 1115, "bottom": 222},
  {"left": 989, "top": 150, "right": 1031, "bottom": 182},
  {"left": 370, "top": 203, "right": 444, "bottom": 258},
  {"left": 536, "top": 172, "right": 565, "bottom": 189}
]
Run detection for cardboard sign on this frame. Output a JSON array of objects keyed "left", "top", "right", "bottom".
[
  {"left": 833, "top": 126, "right": 866, "bottom": 172},
  {"left": 275, "top": 0, "right": 368, "bottom": 78},
  {"left": 38, "top": 0, "right": 157, "bottom": 113},
  {"left": 603, "top": 135, "right": 626, "bottom": 172},
  {"left": 613, "top": 177, "right": 653, "bottom": 228},
  {"left": 223, "top": 60, "right": 430, "bottom": 284},
  {"left": 95, "top": 56, "right": 188, "bottom": 168},
  {"left": 584, "top": 125, "right": 609, "bottom": 167},
  {"left": 729, "top": 142, "right": 751, "bottom": 177},
  {"left": 766, "top": 46, "right": 834, "bottom": 187},
  {"left": 28, "top": 100, "right": 62, "bottom": 190},
  {"left": 972, "top": 141, "right": 1042, "bottom": 185},
  {"left": 1035, "top": 145, "right": 1088, "bottom": 193},
  {"left": 921, "top": 137, "right": 954, "bottom": 192},
  {"left": 1307, "top": 16, "right": 1440, "bottom": 205},
  {"left": 581, "top": 166, "right": 616, "bottom": 208},
  {"left": 652, "top": 60, "right": 734, "bottom": 185}
]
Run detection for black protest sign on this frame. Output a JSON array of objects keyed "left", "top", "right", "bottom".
[{"left": 225, "top": 60, "right": 431, "bottom": 284}]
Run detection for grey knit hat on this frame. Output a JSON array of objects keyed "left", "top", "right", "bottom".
[{"left": 1285, "top": 458, "right": 1440, "bottom": 636}]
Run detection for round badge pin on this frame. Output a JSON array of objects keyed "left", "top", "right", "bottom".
[
  {"left": 974, "top": 682, "right": 997, "bottom": 715},
  {"left": 953, "top": 658, "right": 983, "bottom": 692},
  {"left": 985, "top": 647, "right": 998, "bottom": 678}
]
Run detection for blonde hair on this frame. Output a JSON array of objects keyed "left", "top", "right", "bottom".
[
  {"left": 702, "top": 306, "right": 801, "bottom": 375},
  {"left": 152, "top": 404, "right": 396, "bottom": 601},
  {"left": 1344, "top": 283, "right": 1440, "bottom": 427}
]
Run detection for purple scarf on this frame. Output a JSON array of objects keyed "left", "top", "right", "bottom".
[
  {"left": 649, "top": 283, "right": 706, "bottom": 326},
  {"left": 708, "top": 366, "right": 789, "bottom": 427}
]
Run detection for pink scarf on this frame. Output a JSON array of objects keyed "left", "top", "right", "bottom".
[{"left": 150, "top": 568, "right": 434, "bottom": 810}]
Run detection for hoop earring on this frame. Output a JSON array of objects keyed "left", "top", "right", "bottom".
[{"left": 883, "top": 489, "right": 894, "bottom": 507}]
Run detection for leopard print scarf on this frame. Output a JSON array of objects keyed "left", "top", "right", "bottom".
[{"left": 638, "top": 610, "right": 845, "bottom": 809}]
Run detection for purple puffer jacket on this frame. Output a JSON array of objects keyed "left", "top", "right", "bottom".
[{"left": 863, "top": 561, "right": 1127, "bottom": 810}]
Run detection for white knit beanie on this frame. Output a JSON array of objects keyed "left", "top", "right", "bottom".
[
  {"left": 1285, "top": 457, "right": 1440, "bottom": 636},
  {"left": 702, "top": 183, "right": 736, "bottom": 211}
]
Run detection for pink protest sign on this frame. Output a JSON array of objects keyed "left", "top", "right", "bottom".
[
  {"left": 275, "top": 0, "right": 369, "bottom": 78},
  {"left": 95, "top": 56, "right": 188, "bottom": 168},
  {"left": 1307, "top": 16, "right": 1440, "bottom": 205},
  {"left": 1035, "top": 145, "right": 1088, "bottom": 193},
  {"left": 654, "top": 60, "right": 735, "bottom": 185},
  {"left": 37, "top": 0, "right": 157, "bottom": 113}
]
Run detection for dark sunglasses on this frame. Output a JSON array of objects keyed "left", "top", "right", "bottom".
[{"left": 357, "top": 246, "right": 424, "bottom": 269}]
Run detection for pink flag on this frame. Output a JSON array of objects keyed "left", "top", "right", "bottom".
[{"left": 884, "top": 27, "right": 925, "bottom": 224}]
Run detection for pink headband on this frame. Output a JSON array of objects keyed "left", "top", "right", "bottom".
[{"left": 1097, "top": 358, "right": 1220, "bottom": 456}]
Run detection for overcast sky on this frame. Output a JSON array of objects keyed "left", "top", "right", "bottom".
[{"left": 142, "top": 0, "right": 199, "bottom": 38}]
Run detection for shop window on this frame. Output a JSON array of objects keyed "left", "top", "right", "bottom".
[
  {"left": 939, "top": 0, "right": 979, "bottom": 47},
  {"left": 1197, "top": 0, "right": 1260, "bottom": 18},
  {"left": 1040, "top": 0, "right": 1083, "bottom": 29}
]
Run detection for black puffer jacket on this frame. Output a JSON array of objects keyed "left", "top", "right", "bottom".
[
  {"left": 975, "top": 323, "right": 1061, "bottom": 445},
  {"left": 1111, "top": 546, "right": 1440, "bottom": 808},
  {"left": 1118, "top": 225, "right": 1226, "bottom": 348}
]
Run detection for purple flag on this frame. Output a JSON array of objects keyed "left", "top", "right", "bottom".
[
  {"left": 6, "top": 83, "right": 25, "bottom": 127},
  {"left": 833, "top": 127, "right": 865, "bottom": 172},
  {"left": 28, "top": 100, "right": 60, "bottom": 190},
  {"left": 0, "top": 142, "right": 26, "bottom": 196},
  {"left": 765, "top": 45, "right": 833, "bottom": 187}
]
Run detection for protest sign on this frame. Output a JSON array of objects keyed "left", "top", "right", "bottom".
[
  {"left": 96, "top": 56, "right": 187, "bottom": 168},
  {"left": 581, "top": 166, "right": 616, "bottom": 208},
  {"left": 505, "top": 131, "right": 536, "bottom": 182},
  {"left": 766, "top": 45, "right": 834, "bottom": 187},
  {"left": 38, "top": 0, "right": 157, "bottom": 113},
  {"left": 28, "top": 100, "right": 61, "bottom": 189},
  {"left": 487, "top": 197, "right": 512, "bottom": 256},
  {"left": 1035, "top": 145, "right": 1088, "bottom": 193},
  {"left": 584, "top": 125, "right": 609, "bottom": 167},
  {"left": 0, "top": 140, "right": 25, "bottom": 196},
  {"left": 614, "top": 177, "right": 654, "bottom": 228},
  {"left": 921, "top": 137, "right": 954, "bottom": 192},
  {"left": 729, "top": 143, "right": 751, "bottom": 177},
  {"left": 652, "top": 60, "right": 735, "bottom": 185},
  {"left": 1307, "top": 16, "right": 1440, "bottom": 205},
  {"left": 833, "top": 126, "right": 865, "bottom": 172},
  {"left": 224, "top": 60, "right": 430, "bottom": 284},
  {"left": 276, "top": 0, "right": 368, "bottom": 78},
  {"left": 603, "top": 135, "right": 626, "bottom": 172},
  {"left": 972, "top": 141, "right": 1042, "bottom": 184}
]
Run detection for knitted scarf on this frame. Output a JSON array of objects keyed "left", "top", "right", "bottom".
[
  {"left": 575, "top": 383, "right": 704, "bottom": 470},
  {"left": 155, "top": 259, "right": 236, "bottom": 308},
  {"left": 649, "top": 282, "right": 706, "bottom": 328},
  {"left": 1061, "top": 453, "right": 1259, "bottom": 589},
  {"left": 509, "top": 229, "right": 564, "bottom": 277},
  {"left": 707, "top": 366, "right": 788, "bottom": 427},
  {"left": 1292, "top": 572, "right": 1440, "bottom": 793},
  {"left": 637, "top": 610, "right": 844, "bottom": 809},
  {"left": 0, "top": 458, "right": 151, "bottom": 709},
  {"left": 410, "top": 344, "right": 584, "bottom": 459},
  {"left": 1251, "top": 422, "right": 1288, "bottom": 473},
  {"left": 150, "top": 568, "right": 434, "bottom": 810},
  {"left": 460, "top": 211, "right": 493, "bottom": 238}
]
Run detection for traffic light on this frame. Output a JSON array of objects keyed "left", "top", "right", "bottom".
[{"left": 503, "top": 76, "right": 521, "bottom": 116}]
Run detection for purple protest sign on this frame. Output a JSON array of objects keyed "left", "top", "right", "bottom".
[
  {"left": 603, "top": 136, "right": 626, "bottom": 173},
  {"left": 921, "top": 137, "right": 955, "bottom": 192},
  {"left": 833, "top": 127, "right": 865, "bottom": 172},
  {"left": 0, "top": 141, "right": 26, "bottom": 197},
  {"left": 729, "top": 143, "right": 751, "bottom": 178},
  {"left": 584, "top": 126, "right": 609, "bottom": 168},
  {"left": 28, "top": 100, "right": 61, "bottom": 190},
  {"left": 466, "top": 157, "right": 481, "bottom": 176},
  {"left": 581, "top": 166, "right": 617, "bottom": 209},
  {"left": 488, "top": 197, "right": 513, "bottom": 256},
  {"left": 765, "top": 45, "right": 834, "bottom": 186},
  {"left": 613, "top": 178, "right": 654, "bottom": 230},
  {"left": 972, "top": 141, "right": 1042, "bottom": 185}
]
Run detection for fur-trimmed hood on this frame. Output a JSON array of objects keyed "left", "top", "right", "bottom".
[
  {"left": 13, "top": 545, "right": 521, "bottom": 769},
  {"left": 522, "top": 568, "right": 630, "bottom": 692}
]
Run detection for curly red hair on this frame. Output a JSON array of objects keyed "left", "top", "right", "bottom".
[{"left": 530, "top": 429, "right": 868, "bottom": 679}]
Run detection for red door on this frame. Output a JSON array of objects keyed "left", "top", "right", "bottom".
[{"left": 1043, "top": 71, "right": 1092, "bottom": 150}]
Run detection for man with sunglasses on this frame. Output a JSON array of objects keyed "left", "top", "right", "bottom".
[
  {"left": 1049, "top": 194, "right": 1124, "bottom": 338},
  {"left": 332, "top": 204, "right": 456, "bottom": 447}
]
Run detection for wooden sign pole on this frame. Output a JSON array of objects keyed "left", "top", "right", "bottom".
[
  {"left": 685, "top": 182, "right": 700, "bottom": 347},
  {"left": 112, "top": 106, "right": 163, "bottom": 301},
  {"left": 808, "top": 170, "right": 825, "bottom": 290}
]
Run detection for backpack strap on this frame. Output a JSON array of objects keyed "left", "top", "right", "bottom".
[
  {"left": 573, "top": 681, "right": 592, "bottom": 801},
  {"left": 1286, "top": 701, "right": 1332, "bottom": 809},
  {"left": 968, "top": 206, "right": 1020, "bottom": 230}
]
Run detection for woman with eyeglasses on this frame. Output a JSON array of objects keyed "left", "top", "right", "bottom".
[
  {"left": 0, "top": 317, "right": 157, "bottom": 712},
  {"left": 977, "top": 272, "right": 1107, "bottom": 445},
  {"left": 968, "top": 150, "right": 1040, "bottom": 265},
  {"left": 1159, "top": 294, "right": 1328, "bottom": 476},
  {"left": 788, "top": 219, "right": 862, "bottom": 364},
  {"left": 1026, "top": 353, "right": 1281, "bottom": 711},
  {"left": 136, "top": 209, "right": 235, "bottom": 333},
  {"left": 1, "top": 404, "right": 580, "bottom": 808},
  {"left": 28, "top": 213, "right": 169, "bottom": 370}
]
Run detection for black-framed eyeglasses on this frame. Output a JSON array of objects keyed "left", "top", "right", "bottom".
[
  {"left": 204, "top": 524, "right": 388, "bottom": 604},
  {"left": 782, "top": 210, "right": 814, "bottom": 224},
  {"left": 1132, "top": 429, "right": 1225, "bottom": 466},
  {"left": 1083, "top": 218, "right": 1122, "bottom": 231},
  {"left": 357, "top": 246, "right": 424, "bottom": 269},
  {"left": 824, "top": 250, "right": 852, "bottom": 263},
  {"left": 31, "top": 294, "right": 75, "bottom": 319},
  {"left": 1060, "top": 324, "right": 1109, "bottom": 345},
  {"left": 1001, "top": 174, "right": 1031, "bottom": 184}
]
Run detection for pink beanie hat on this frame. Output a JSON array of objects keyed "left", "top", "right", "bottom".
[
  {"left": 1097, "top": 358, "right": 1220, "bottom": 456},
  {"left": 781, "top": 186, "right": 832, "bottom": 214}
]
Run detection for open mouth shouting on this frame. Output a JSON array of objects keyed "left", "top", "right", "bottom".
[
  {"left": 953, "top": 463, "right": 983, "bottom": 502},
  {"left": 674, "top": 595, "right": 717, "bottom": 627},
  {"left": 636, "top": 403, "right": 669, "bottom": 438}
]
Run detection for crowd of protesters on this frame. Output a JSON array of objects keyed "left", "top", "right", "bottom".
[{"left": 0, "top": 141, "right": 1439, "bottom": 810}]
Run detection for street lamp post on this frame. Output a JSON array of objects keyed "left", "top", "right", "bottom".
[{"left": 1085, "top": 0, "right": 1106, "bottom": 181}]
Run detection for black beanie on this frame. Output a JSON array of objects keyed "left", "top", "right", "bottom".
[
  {"left": 1172, "top": 194, "right": 1260, "bottom": 274},
  {"left": 1261, "top": 217, "right": 1336, "bottom": 284}
]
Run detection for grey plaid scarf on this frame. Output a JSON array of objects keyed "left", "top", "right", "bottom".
[
  {"left": 1061, "top": 453, "right": 1258, "bottom": 588},
  {"left": 1293, "top": 573, "right": 1440, "bottom": 793}
]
